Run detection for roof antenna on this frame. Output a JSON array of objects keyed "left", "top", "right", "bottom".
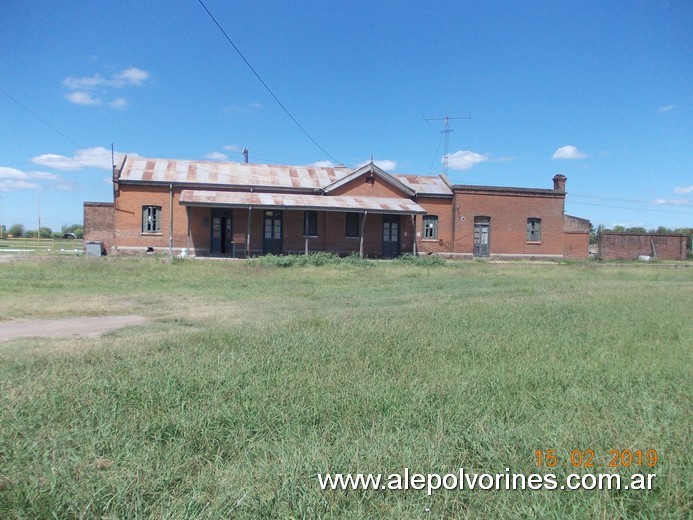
[
  {"left": 111, "top": 143, "right": 115, "bottom": 169},
  {"left": 242, "top": 147, "right": 249, "bottom": 163},
  {"left": 424, "top": 113, "right": 471, "bottom": 176}
]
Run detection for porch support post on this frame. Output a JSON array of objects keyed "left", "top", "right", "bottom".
[
  {"left": 169, "top": 183, "right": 174, "bottom": 256},
  {"left": 412, "top": 214, "right": 418, "bottom": 256},
  {"left": 246, "top": 206, "right": 252, "bottom": 258},
  {"left": 305, "top": 236, "right": 309, "bottom": 256},
  {"left": 359, "top": 211, "right": 368, "bottom": 258},
  {"left": 186, "top": 206, "right": 190, "bottom": 253}
]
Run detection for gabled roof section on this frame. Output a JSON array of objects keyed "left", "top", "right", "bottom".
[
  {"left": 394, "top": 174, "right": 453, "bottom": 196},
  {"left": 116, "top": 155, "right": 351, "bottom": 191},
  {"left": 322, "top": 162, "right": 416, "bottom": 196}
]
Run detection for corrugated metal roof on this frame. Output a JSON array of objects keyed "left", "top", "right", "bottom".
[
  {"left": 119, "top": 156, "right": 352, "bottom": 190},
  {"left": 179, "top": 190, "right": 427, "bottom": 215},
  {"left": 394, "top": 174, "right": 452, "bottom": 196},
  {"left": 117, "top": 156, "right": 451, "bottom": 196}
]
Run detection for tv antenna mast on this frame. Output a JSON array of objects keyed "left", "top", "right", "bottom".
[{"left": 424, "top": 113, "right": 471, "bottom": 176}]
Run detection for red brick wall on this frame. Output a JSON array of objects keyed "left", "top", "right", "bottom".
[
  {"left": 83, "top": 202, "right": 114, "bottom": 251},
  {"left": 452, "top": 191, "right": 566, "bottom": 256},
  {"left": 114, "top": 185, "right": 190, "bottom": 253},
  {"left": 598, "top": 233, "right": 688, "bottom": 260},
  {"left": 112, "top": 178, "right": 583, "bottom": 259},
  {"left": 416, "top": 198, "right": 454, "bottom": 254},
  {"left": 564, "top": 233, "right": 590, "bottom": 259},
  {"left": 330, "top": 176, "right": 410, "bottom": 198}
]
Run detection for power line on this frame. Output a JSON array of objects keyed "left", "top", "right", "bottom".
[
  {"left": 566, "top": 200, "right": 693, "bottom": 215},
  {"left": 196, "top": 0, "right": 340, "bottom": 165},
  {"left": 1, "top": 89, "right": 83, "bottom": 149}
]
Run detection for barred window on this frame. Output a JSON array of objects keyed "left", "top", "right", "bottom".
[
  {"left": 423, "top": 215, "right": 438, "bottom": 239},
  {"left": 527, "top": 218, "right": 541, "bottom": 241},
  {"left": 304, "top": 211, "right": 318, "bottom": 237},
  {"left": 346, "top": 212, "right": 360, "bottom": 238},
  {"left": 142, "top": 206, "right": 162, "bottom": 233}
]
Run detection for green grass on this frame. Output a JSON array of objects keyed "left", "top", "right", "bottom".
[{"left": 0, "top": 257, "right": 691, "bottom": 518}]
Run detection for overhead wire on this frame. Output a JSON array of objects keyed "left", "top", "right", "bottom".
[
  {"left": 1, "top": 89, "right": 83, "bottom": 149},
  {"left": 196, "top": 0, "right": 341, "bottom": 165}
]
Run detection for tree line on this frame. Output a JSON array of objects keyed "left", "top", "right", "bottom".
[
  {"left": 1, "top": 223, "right": 83, "bottom": 239},
  {"left": 589, "top": 225, "right": 693, "bottom": 244}
]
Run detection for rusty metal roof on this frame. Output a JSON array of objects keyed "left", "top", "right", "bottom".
[
  {"left": 117, "top": 155, "right": 450, "bottom": 196},
  {"left": 179, "top": 190, "right": 427, "bottom": 215},
  {"left": 394, "top": 174, "right": 452, "bottom": 196},
  {"left": 118, "top": 156, "right": 351, "bottom": 190}
]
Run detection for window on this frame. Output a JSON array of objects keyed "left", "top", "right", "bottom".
[
  {"left": 142, "top": 206, "right": 161, "bottom": 233},
  {"left": 527, "top": 218, "right": 541, "bottom": 242},
  {"left": 303, "top": 211, "right": 318, "bottom": 236},
  {"left": 423, "top": 215, "right": 438, "bottom": 239},
  {"left": 346, "top": 212, "right": 360, "bottom": 238}
]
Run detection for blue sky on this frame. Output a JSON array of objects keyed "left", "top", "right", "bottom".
[{"left": 1, "top": 0, "right": 691, "bottom": 231}]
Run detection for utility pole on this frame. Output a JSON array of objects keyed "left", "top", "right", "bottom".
[{"left": 425, "top": 114, "right": 471, "bottom": 176}]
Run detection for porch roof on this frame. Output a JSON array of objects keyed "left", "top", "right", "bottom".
[{"left": 179, "top": 190, "right": 426, "bottom": 215}]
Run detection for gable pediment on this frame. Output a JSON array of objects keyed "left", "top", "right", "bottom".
[{"left": 322, "top": 162, "right": 416, "bottom": 197}]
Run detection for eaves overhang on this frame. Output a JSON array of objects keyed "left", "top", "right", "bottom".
[{"left": 179, "top": 190, "right": 427, "bottom": 215}]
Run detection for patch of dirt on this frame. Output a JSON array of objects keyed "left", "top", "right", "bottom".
[{"left": 0, "top": 315, "right": 149, "bottom": 342}]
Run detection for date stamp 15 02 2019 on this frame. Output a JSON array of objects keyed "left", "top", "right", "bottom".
[{"left": 535, "top": 449, "right": 659, "bottom": 469}]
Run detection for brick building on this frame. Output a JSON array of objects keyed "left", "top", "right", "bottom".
[{"left": 84, "top": 155, "right": 590, "bottom": 259}]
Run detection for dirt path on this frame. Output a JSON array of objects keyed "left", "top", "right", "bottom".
[{"left": 0, "top": 315, "right": 149, "bottom": 342}]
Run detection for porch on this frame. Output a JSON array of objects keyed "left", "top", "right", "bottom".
[{"left": 179, "top": 190, "right": 426, "bottom": 258}]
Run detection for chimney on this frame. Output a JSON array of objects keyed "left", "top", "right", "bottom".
[{"left": 553, "top": 174, "right": 567, "bottom": 192}]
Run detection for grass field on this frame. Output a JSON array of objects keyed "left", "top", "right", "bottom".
[{"left": 0, "top": 256, "right": 691, "bottom": 518}]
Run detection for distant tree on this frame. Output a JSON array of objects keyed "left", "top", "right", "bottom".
[
  {"left": 61, "top": 224, "right": 84, "bottom": 239},
  {"left": 38, "top": 227, "right": 52, "bottom": 238},
  {"left": 24, "top": 230, "right": 37, "bottom": 238},
  {"left": 655, "top": 226, "right": 672, "bottom": 234},
  {"left": 626, "top": 227, "right": 646, "bottom": 233},
  {"left": 589, "top": 224, "right": 601, "bottom": 244},
  {"left": 8, "top": 223, "right": 24, "bottom": 237},
  {"left": 612, "top": 225, "right": 626, "bottom": 232}
]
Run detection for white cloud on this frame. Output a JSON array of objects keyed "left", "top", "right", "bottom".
[
  {"left": 63, "top": 67, "right": 150, "bottom": 109},
  {"left": 64, "top": 67, "right": 151, "bottom": 91},
  {"left": 673, "top": 185, "right": 693, "bottom": 194},
  {"left": 65, "top": 91, "right": 102, "bottom": 106},
  {"left": 657, "top": 104, "right": 675, "bottom": 113},
  {"left": 113, "top": 67, "right": 150, "bottom": 87},
  {"left": 223, "top": 103, "right": 263, "bottom": 114},
  {"left": 552, "top": 145, "right": 588, "bottom": 160},
  {"left": 63, "top": 74, "right": 109, "bottom": 90},
  {"left": 0, "top": 166, "right": 62, "bottom": 191},
  {"left": 31, "top": 147, "right": 119, "bottom": 170},
  {"left": 374, "top": 160, "right": 396, "bottom": 171},
  {"left": 445, "top": 150, "right": 489, "bottom": 170},
  {"left": 110, "top": 97, "right": 129, "bottom": 109},
  {"left": 223, "top": 144, "right": 241, "bottom": 152},
  {"left": 205, "top": 152, "right": 228, "bottom": 161},
  {"left": 357, "top": 159, "right": 397, "bottom": 171},
  {"left": 313, "top": 160, "right": 334, "bottom": 168},
  {"left": 650, "top": 198, "right": 693, "bottom": 206}
]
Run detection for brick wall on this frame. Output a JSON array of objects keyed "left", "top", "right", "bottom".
[
  {"left": 113, "top": 185, "right": 190, "bottom": 254},
  {"left": 598, "top": 233, "right": 688, "bottom": 260},
  {"left": 329, "top": 176, "right": 409, "bottom": 198},
  {"left": 452, "top": 190, "right": 566, "bottom": 257},
  {"left": 417, "top": 197, "right": 454, "bottom": 254},
  {"left": 564, "top": 233, "right": 590, "bottom": 259},
  {"left": 563, "top": 214, "right": 591, "bottom": 259},
  {"left": 83, "top": 202, "right": 114, "bottom": 252}
]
